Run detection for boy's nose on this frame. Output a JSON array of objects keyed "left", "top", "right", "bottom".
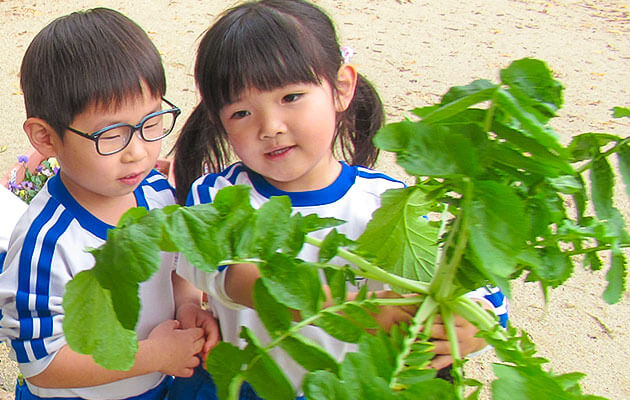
[{"left": 121, "top": 130, "right": 150, "bottom": 160}]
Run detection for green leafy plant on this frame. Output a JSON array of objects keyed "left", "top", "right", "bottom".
[{"left": 63, "top": 58, "right": 628, "bottom": 399}]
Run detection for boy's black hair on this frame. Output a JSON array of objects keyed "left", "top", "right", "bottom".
[
  {"left": 172, "top": 0, "right": 384, "bottom": 204},
  {"left": 20, "top": 8, "right": 166, "bottom": 138}
]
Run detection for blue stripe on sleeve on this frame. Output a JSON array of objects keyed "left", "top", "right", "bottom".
[{"left": 15, "top": 200, "right": 71, "bottom": 362}]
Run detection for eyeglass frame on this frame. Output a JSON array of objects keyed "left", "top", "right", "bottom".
[{"left": 65, "top": 97, "right": 181, "bottom": 156}]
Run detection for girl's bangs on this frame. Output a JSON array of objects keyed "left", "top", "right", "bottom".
[{"left": 215, "top": 10, "right": 326, "bottom": 107}]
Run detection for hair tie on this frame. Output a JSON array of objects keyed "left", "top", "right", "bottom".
[{"left": 340, "top": 46, "right": 354, "bottom": 64}]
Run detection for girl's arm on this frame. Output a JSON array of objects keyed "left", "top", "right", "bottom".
[
  {"left": 173, "top": 271, "right": 220, "bottom": 360},
  {"left": 223, "top": 262, "right": 415, "bottom": 329}
]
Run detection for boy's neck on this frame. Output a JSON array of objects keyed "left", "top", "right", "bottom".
[{"left": 59, "top": 173, "right": 138, "bottom": 226}]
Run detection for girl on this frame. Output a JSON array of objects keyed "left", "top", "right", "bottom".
[{"left": 171, "top": 0, "right": 507, "bottom": 398}]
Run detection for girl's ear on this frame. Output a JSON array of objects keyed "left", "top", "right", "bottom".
[
  {"left": 23, "top": 118, "right": 61, "bottom": 158},
  {"left": 334, "top": 64, "right": 358, "bottom": 112}
]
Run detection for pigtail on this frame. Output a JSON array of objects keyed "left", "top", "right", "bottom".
[
  {"left": 337, "top": 73, "right": 384, "bottom": 168},
  {"left": 170, "top": 103, "right": 231, "bottom": 205}
]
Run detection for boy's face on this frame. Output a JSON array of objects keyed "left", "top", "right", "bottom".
[{"left": 52, "top": 91, "right": 163, "bottom": 212}]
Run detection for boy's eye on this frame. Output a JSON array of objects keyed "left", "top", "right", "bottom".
[
  {"left": 231, "top": 110, "right": 250, "bottom": 119},
  {"left": 282, "top": 93, "right": 302, "bottom": 103}
]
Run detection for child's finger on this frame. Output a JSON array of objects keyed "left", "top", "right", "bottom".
[
  {"left": 429, "top": 355, "right": 453, "bottom": 370},
  {"left": 429, "top": 339, "right": 451, "bottom": 355},
  {"left": 428, "top": 323, "right": 447, "bottom": 339}
]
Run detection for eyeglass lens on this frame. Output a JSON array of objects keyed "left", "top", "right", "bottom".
[{"left": 97, "top": 110, "right": 176, "bottom": 155}]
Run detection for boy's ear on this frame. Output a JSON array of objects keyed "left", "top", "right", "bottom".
[
  {"left": 23, "top": 117, "right": 61, "bottom": 158},
  {"left": 334, "top": 64, "right": 358, "bottom": 112}
]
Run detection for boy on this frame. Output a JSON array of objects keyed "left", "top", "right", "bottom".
[{"left": 0, "top": 8, "right": 217, "bottom": 399}]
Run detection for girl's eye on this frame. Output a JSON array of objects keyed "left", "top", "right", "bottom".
[
  {"left": 282, "top": 93, "right": 302, "bottom": 103},
  {"left": 231, "top": 110, "right": 250, "bottom": 119}
]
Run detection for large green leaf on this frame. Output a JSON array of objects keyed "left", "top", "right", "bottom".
[
  {"left": 259, "top": 253, "right": 323, "bottom": 318},
  {"left": 241, "top": 327, "right": 296, "bottom": 400},
  {"left": 615, "top": 143, "right": 630, "bottom": 199},
  {"left": 253, "top": 280, "right": 292, "bottom": 338},
  {"left": 590, "top": 157, "right": 614, "bottom": 220},
  {"left": 313, "top": 311, "right": 365, "bottom": 343},
  {"left": 63, "top": 271, "right": 138, "bottom": 370},
  {"left": 206, "top": 342, "right": 252, "bottom": 400},
  {"left": 492, "top": 121, "right": 573, "bottom": 175},
  {"left": 279, "top": 335, "right": 339, "bottom": 374},
  {"left": 91, "top": 207, "right": 165, "bottom": 329},
  {"left": 492, "top": 364, "right": 606, "bottom": 400},
  {"left": 466, "top": 181, "right": 529, "bottom": 294},
  {"left": 603, "top": 246, "right": 627, "bottom": 304},
  {"left": 567, "top": 133, "right": 619, "bottom": 162},
  {"left": 357, "top": 187, "right": 438, "bottom": 282},
  {"left": 339, "top": 352, "right": 395, "bottom": 400},
  {"left": 495, "top": 88, "right": 564, "bottom": 155},
  {"left": 419, "top": 83, "right": 497, "bottom": 124},
  {"left": 612, "top": 106, "right": 630, "bottom": 118},
  {"left": 303, "top": 370, "right": 352, "bottom": 400},
  {"left": 500, "top": 58, "right": 564, "bottom": 117},
  {"left": 396, "top": 379, "right": 458, "bottom": 399},
  {"left": 375, "top": 122, "right": 483, "bottom": 178}
]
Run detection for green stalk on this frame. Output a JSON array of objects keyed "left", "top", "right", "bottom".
[
  {"left": 576, "top": 136, "right": 630, "bottom": 174},
  {"left": 451, "top": 296, "right": 508, "bottom": 341},
  {"left": 441, "top": 306, "right": 464, "bottom": 400},
  {"left": 483, "top": 91, "right": 499, "bottom": 132},
  {"left": 430, "top": 178, "right": 473, "bottom": 300},
  {"left": 304, "top": 236, "right": 431, "bottom": 295},
  {"left": 390, "top": 296, "right": 439, "bottom": 390}
]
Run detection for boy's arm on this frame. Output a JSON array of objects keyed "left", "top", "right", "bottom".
[{"left": 27, "top": 320, "right": 204, "bottom": 388}]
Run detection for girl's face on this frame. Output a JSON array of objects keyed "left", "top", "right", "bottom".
[{"left": 219, "top": 66, "right": 357, "bottom": 192}]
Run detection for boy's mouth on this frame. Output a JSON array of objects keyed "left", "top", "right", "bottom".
[{"left": 119, "top": 171, "right": 144, "bottom": 185}]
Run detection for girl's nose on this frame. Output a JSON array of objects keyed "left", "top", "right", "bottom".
[{"left": 258, "top": 110, "right": 287, "bottom": 140}]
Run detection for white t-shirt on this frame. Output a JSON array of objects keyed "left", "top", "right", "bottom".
[
  {"left": 0, "top": 170, "right": 177, "bottom": 399},
  {"left": 178, "top": 162, "right": 508, "bottom": 393},
  {"left": 0, "top": 185, "right": 27, "bottom": 253}
]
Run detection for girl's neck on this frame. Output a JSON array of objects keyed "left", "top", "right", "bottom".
[{"left": 259, "top": 156, "right": 342, "bottom": 193}]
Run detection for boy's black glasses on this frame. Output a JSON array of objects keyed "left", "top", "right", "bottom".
[{"left": 66, "top": 98, "right": 181, "bottom": 156}]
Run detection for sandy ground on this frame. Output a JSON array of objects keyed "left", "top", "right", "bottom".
[{"left": 0, "top": 0, "right": 628, "bottom": 399}]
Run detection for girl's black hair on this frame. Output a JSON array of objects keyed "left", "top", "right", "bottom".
[
  {"left": 20, "top": 8, "right": 166, "bottom": 138},
  {"left": 172, "top": 0, "right": 384, "bottom": 204}
]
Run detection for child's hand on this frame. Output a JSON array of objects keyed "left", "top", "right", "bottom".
[
  {"left": 427, "top": 312, "right": 486, "bottom": 370},
  {"left": 176, "top": 303, "right": 221, "bottom": 361},
  {"left": 370, "top": 290, "right": 418, "bottom": 332},
  {"left": 147, "top": 320, "right": 205, "bottom": 377}
]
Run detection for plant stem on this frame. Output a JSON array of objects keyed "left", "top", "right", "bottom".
[
  {"left": 483, "top": 91, "right": 498, "bottom": 132},
  {"left": 451, "top": 296, "right": 508, "bottom": 341},
  {"left": 430, "top": 178, "right": 473, "bottom": 300},
  {"left": 390, "top": 296, "right": 439, "bottom": 390},
  {"left": 576, "top": 136, "right": 630, "bottom": 174},
  {"left": 441, "top": 306, "right": 464, "bottom": 400},
  {"left": 304, "top": 236, "right": 431, "bottom": 295}
]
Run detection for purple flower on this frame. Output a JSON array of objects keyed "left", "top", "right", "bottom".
[
  {"left": 36, "top": 165, "right": 43, "bottom": 173},
  {"left": 17, "top": 155, "right": 29, "bottom": 164},
  {"left": 53, "top": 167, "right": 60, "bottom": 174},
  {"left": 8, "top": 182, "right": 19, "bottom": 190},
  {"left": 22, "top": 181, "right": 34, "bottom": 190}
]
